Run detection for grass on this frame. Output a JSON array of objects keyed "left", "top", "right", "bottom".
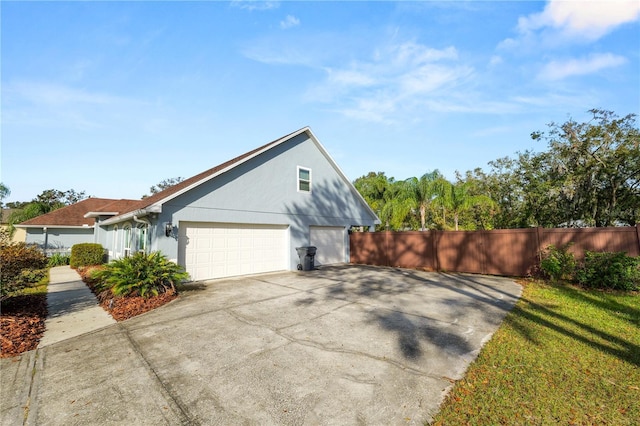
[
  {"left": 21, "top": 271, "right": 49, "bottom": 296},
  {"left": 431, "top": 279, "right": 640, "bottom": 425}
]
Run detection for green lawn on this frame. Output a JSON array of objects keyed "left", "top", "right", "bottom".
[{"left": 431, "top": 280, "right": 640, "bottom": 425}]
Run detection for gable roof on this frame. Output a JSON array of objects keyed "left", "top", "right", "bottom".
[
  {"left": 100, "top": 127, "right": 379, "bottom": 225},
  {"left": 16, "top": 198, "right": 140, "bottom": 228}
]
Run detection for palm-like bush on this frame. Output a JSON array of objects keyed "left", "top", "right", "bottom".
[{"left": 93, "top": 251, "right": 189, "bottom": 298}]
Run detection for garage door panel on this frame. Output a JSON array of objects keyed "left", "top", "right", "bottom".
[
  {"left": 181, "top": 222, "right": 288, "bottom": 281},
  {"left": 310, "top": 226, "right": 345, "bottom": 265}
]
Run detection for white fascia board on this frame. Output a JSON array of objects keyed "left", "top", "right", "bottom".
[
  {"left": 305, "top": 128, "right": 381, "bottom": 224},
  {"left": 149, "top": 127, "right": 312, "bottom": 209},
  {"left": 84, "top": 211, "right": 119, "bottom": 218},
  {"left": 99, "top": 208, "right": 154, "bottom": 226},
  {"left": 14, "top": 224, "right": 94, "bottom": 229}
]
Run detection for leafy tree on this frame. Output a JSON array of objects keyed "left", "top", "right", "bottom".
[
  {"left": 143, "top": 177, "right": 184, "bottom": 199},
  {"left": 353, "top": 172, "right": 408, "bottom": 230},
  {"left": 34, "top": 189, "right": 87, "bottom": 208},
  {"left": 529, "top": 109, "right": 639, "bottom": 226},
  {"left": 0, "top": 183, "right": 9, "bottom": 208},
  {"left": 6, "top": 188, "right": 89, "bottom": 233},
  {"left": 400, "top": 170, "right": 444, "bottom": 231},
  {"left": 435, "top": 180, "right": 495, "bottom": 230},
  {"left": 475, "top": 109, "right": 639, "bottom": 228}
]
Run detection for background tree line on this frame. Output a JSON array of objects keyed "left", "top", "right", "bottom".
[{"left": 354, "top": 110, "right": 639, "bottom": 231}]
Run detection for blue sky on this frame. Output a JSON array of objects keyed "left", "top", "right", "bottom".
[{"left": 2, "top": 1, "right": 639, "bottom": 204}]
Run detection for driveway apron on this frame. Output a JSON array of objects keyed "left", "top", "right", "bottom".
[{"left": 0, "top": 265, "right": 522, "bottom": 425}]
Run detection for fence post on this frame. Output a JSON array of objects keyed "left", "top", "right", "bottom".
[
  {"left": 433, "top": 230, "right": 441, "bottom": 272},
  {"left": 636, "top": 224, "right": 640, "bottom": 256},
  {"left": 385, "top": 231, "right": 391, "bottom": 267},
  {"left": 535, "top": 227, "right": 543, "bottom": 269}
]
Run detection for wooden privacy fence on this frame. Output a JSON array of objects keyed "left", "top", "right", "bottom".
[{"left": 349, "top": 226, "right": 640, "bottom": 277}]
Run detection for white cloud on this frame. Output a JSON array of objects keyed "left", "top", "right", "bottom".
[
  {"left": 2, "top": 81, "right": 150, "bottom": 130},
  {"left": 518, "top": 0, "right": 640, "bottom": 41},
  {"left": 5, "top": 81, "right": 123, "bottom": 106},
  {"left": 538, "top": 53, "right": 627, "bottom": 80},
  {"left": 231, "top": 1, "right": 279, "bottom": 12},
  {"left": 305, "top": 41, "right": 473, "bottom": 123},
  {"left": 489, "top": 55, "right": 503, "bottom": 66},
  {"left": 280, "top": 15, "right": 300, "bottom": 29}
]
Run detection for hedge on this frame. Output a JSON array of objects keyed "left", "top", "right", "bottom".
[{"left": 70, "top": 243, "right": 105, "bottom": 268}]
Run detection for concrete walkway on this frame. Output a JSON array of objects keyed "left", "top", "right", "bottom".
[{"left": 38, "top": 265, "right": 116, "bottom": 347}]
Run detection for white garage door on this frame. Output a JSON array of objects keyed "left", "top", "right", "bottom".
[
  {"left": 310, "top": 226, "right": 345, "bottom": 265},
  {"left": 180, "top": 222, "right": 288, "bottom": 281}
]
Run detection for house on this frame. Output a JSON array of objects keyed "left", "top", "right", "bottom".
[
  {"left": 1, "top": 208, "right": 26, "bottom": 243},
  {"left": 15, "top": 198, "right": 140, "bottom": 253},
  {"left": 17, "top": 128, "right": 380, "bottom": 280}
]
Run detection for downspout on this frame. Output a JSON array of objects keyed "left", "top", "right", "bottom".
[
  {"left": 43, "top": 227, "right": 48, "bottom": 253},
  {"left": 133, "top": 215, "right": 151, "bottom": 226}
]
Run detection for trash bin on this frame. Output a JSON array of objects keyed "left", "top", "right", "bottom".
[{"left": 296, "top": 246, "right": 317, "bottom": 271}]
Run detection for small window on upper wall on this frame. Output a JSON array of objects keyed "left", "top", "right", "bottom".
[{"left": 298, "top": 166, "right": 311, "bottom": 193}]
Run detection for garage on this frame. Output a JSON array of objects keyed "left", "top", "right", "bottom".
[
  {"left": 179, "top": 222, "right": 288, "bottom": 281},
  {"left": 310, "top": 226, "right": 346, "bottom": 266}
]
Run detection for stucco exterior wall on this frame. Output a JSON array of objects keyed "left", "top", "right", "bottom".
[{"left": 25, "top": 227, "right": 94, "bottom": 250}]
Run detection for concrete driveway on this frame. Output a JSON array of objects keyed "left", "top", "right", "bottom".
[{"left": 1, "top": 265, "right": 521, "bottom": 425}]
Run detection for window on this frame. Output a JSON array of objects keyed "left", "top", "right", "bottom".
[
  {"left": 137, "top": 225, "right": 148, "bottom": 253},
  {"left": 298, "top": 166, "right": 311, "bottom": 193},
  {"left": 123, "top": 225, "right": 132, "bottom": 257}
]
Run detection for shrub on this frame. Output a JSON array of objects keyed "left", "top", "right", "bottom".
[
  {"left": 576, "top": 251, "right": 640, "bottom": 291},
  {"left": 0, "top": 242, "right": 48, "bottom": 299},
  {"left": 14, "top": 268, "right": 48, "bottom": 287},
  {"left": 540, "top": 243, "right": 576, "bottom": 281},
  {"left": 48, "top": 252, "right": 70, "bottom": 267},
  {"left": 70, "top": 243, "right": 105, "bottom": 268},
  {"left": 92, "top": 251, "right": 189, "bottom": 298}
]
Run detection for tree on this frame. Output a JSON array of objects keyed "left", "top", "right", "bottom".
[
  {"left": 530, "top": 109, "right": 639, "bottom": 226},
  {"left": 400, "top": 170, "right": 444, "bottom": 231},
  {"left": 435, "top": 180, "right": 494, "bottom": 230},
  {"left": 33, "top": 189, "right": 87, "bottom": 209},
  {"left": 0, "top": 183, "right": 9, "bottom": 208},
  {"left": 143, "top": 177, "right": 184, "bottom": 199},
  {"left": 475, "top": 109, "right": 639, "bottom": 228},
  {"left": 6, "top": 188, "right": 89, "bottom": 233},
  {"left": 353, "top": 172, "right": 407, "bottom": 230}
]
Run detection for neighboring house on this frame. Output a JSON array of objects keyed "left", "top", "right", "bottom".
[
  {"left": 17, "top": 128, "right": 380, "bottom": 280},
  {"left": 1, "top": 208, "right": 26, "bottom": 243},
  {"left": 15, "top": 198, "right": 140, "bottom": 253}
]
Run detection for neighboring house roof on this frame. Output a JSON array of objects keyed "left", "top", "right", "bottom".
[
  {"left": 100, "top": 126, "right": 379, "bottom": 225},
  {"left": 16, "top": 198, "right": 140, "bottom": 228}
]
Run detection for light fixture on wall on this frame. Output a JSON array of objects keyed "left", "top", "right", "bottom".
[{"left": 165, "top": 222, "right": 173, "bottom": 237}]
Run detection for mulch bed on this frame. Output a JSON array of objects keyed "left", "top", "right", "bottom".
[
  {"left": 77, "top": 266, "right": 178, "bottom": 321},
  {"left": 1, "top": 294, "right": 47, "bottom": 358},
  {"left": 1, "top": 267, "right": 177, "bottom": 358},
  {"left": 94, "top": 290, "right": 178, "bottom": 321}
]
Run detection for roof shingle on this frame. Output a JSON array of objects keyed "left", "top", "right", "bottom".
[{"left": 18, "top": 198, "right": 139, "bottom": 227}]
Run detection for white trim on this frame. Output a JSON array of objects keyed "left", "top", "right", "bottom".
[
  {"left": 15, "top": 224, "right": 94, "bottom": 229},
  {"left": 123, "top": 224, "right": 132, "bottom": 257},
  {"left": 84, "top": 211, "right": 119, "bottom": 218}
]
